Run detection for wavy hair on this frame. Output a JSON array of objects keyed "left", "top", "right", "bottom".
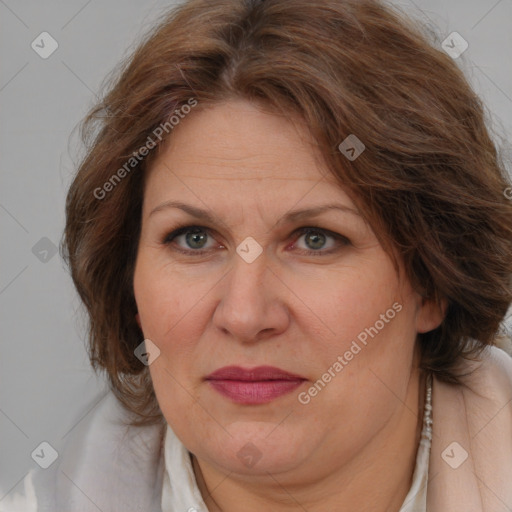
[{"left": 62, "top": 0, "right": 512, "bottom": 424}]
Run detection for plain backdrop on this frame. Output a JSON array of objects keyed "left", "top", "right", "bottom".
[{"left": 1, "top": 0, "right": 511, "bottom": 499}]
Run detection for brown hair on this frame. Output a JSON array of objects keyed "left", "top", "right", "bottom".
[{"left": 62, "top": 0, "right": 512, "bottom": 425}]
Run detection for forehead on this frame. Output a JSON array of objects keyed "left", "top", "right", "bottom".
[{"left": 144, "top": 99, "right": 347, "bottom": 203}]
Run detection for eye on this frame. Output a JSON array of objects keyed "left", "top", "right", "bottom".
[
  {"left": 161, "top": 224, "right": 350, "bottom": 256},
  {"left": 292, "top": 227, "right": 350, "bottom": 255},
  {"left": 162, "top": 225, "right": 220, "bottom": 254}
]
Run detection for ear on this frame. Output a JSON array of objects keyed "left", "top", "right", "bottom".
[
  {"left": 416, "top": 296, "right": 447, "bottom": 333},
  {"left": 135, "top": 313, "right": 142, "bottom": 329}
]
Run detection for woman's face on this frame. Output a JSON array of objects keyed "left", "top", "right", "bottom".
[{"left": 133, "top": 99, "right": 442, "bottom": 481}]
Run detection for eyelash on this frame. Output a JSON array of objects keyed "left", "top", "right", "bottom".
[{"left": 161, "top": 224, "right": 351, "bottom": 256}]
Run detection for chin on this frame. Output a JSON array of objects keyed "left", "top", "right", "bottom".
[{"left": 197, "top": 424, "right": 312, "bottom": 475}]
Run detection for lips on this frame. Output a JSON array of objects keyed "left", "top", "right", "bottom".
[
  {"left": 206, "top": 366, "right": 306, "bottom": 404},
  {"left": 207, "top": 365, "right": 305, "bottom": 381}
]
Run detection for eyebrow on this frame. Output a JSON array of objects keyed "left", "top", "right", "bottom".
[{"left": 148, "top": 200, "right": 362, "bottom": 225}]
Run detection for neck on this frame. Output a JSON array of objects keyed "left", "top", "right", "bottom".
[{"left": 192, "top": 368, "right": 426, "bottom": 512}]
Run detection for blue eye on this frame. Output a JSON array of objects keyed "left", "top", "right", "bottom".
[
  {"left": 163, "top": 226, "right": 216, "bottom": 252},
  {"left": 162, "top": 225, "right": 350, "bottom": 256},
  {"left": 293, "top": 227, "right": 350, "bottom": 255}
]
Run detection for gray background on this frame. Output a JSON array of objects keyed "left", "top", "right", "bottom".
[{"left": 1, "top": 0, "right": 511, "bottom": 500}]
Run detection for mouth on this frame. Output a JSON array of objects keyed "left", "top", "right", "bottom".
[{"left": 205, "top": 366, "right": 306, "bottom": 404}]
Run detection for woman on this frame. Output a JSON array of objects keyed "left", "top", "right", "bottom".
[{"left": 3, "top": 0, "right": 512, "bottom": 510}]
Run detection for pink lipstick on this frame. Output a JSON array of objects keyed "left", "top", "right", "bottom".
[{"left": 205, "top": 366, "right": 306, "bottom": 404}]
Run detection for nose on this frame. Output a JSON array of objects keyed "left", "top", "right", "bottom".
[{"left": 212, "top": 250, "right": 290, "bottom": 343}]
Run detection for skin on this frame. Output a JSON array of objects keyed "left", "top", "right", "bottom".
[{"left": 133, "top": 99, "right": 444, "bottom": 511}]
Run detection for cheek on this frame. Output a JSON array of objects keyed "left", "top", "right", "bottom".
[
  {"left": 134, "top": 256, "right": 201, "bottom": 339},
  {"left": 295, "top": 257, "right": 418, "bottom": 390},
  {"left": 133, "top": 257, "right": 218, "bottom": 398},
  {"left": 298, "top": 258, "right": 404, "bottom": 343}
]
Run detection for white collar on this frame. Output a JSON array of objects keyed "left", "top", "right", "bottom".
[
  {"left": 161, "top": 424, "right": 209, "bottom": 512},
  {"left": 398, "top": 372, "right": 433, "bottom": 512}
]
